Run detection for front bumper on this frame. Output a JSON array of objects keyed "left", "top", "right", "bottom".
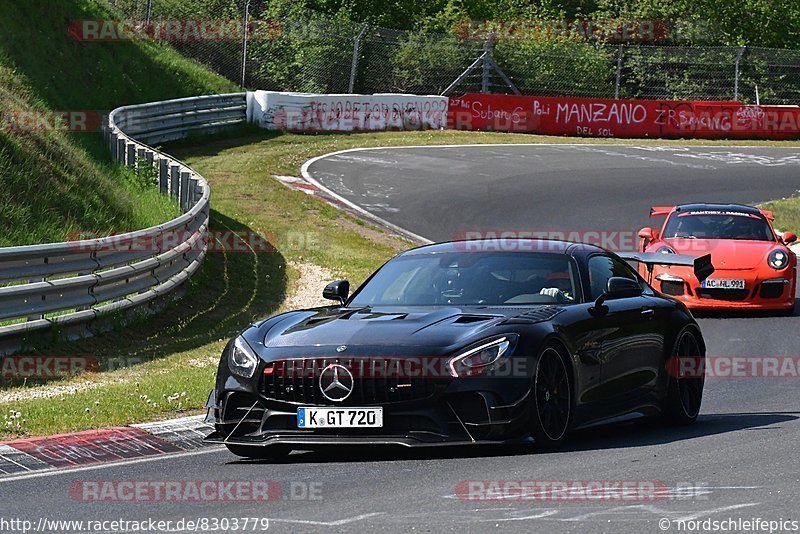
[
  {"left": 204, "top": 377, "right": 533, "bottom": 448},
  {"left": 649, "top": 265, "right": 796, "bottom": 310}
]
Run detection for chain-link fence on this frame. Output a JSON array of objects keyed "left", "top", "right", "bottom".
[{"left": 104, "top": 0, "right": 800, "bottom": 104}]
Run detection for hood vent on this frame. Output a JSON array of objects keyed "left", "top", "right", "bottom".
[
  {"left": 502, "top": 306, "right": 565, "bottom": 325},
  {"left": 453, "top": 315, "right": 496, "bottom": 324}
]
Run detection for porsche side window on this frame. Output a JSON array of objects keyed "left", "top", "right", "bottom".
[{"left": 587, "top": 255, "right": 639, "bottom": 299}]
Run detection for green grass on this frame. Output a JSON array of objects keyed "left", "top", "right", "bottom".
[
  {"left": 762, "top": 197, "right": 800, "bottom": 236},
  {"left": 5, "top": 127, "right": 800, "bottom": 438},
  {"left": 0, "top": 0, "right": 237, "bottom": 246}
]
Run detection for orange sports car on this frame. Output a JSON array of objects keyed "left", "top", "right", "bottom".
[{"left": 638, "top": 203, "right": 797, "bottom": 314}]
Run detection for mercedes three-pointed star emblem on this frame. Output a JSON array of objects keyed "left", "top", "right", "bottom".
[{"left": 319, "top": 363, "right": 354, "bottom": 402}]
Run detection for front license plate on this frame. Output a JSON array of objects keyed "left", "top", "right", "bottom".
[
  {"left": 701, "top": 278, "right": 745, "bottom": 289},
  {"left": 297, "top": 407, "right": 383, "bottom": 428}
]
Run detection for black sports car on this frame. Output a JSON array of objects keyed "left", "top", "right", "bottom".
[{"left": 205, "top": 239, "right": 713, "bottom": 458}]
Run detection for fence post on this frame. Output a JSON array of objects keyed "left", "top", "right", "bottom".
[
  {"left": 734, "top": 45, "right": 747, "bottom": 101},
  {"left": 482, "top": 32, "right": 496, "bottom": 94},
  {"left": 240, "top": 0, "right": 252, "bottom": 89},
  {"left": 349, "top": 24, "right": 369, "bottom": 94},
  {"left": 614, "top": 44, "right": 624, "bottom": 100}
]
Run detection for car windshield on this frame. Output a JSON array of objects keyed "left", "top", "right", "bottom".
[
  {"left": 662, "top": 211, "right": 774, "bottom": 241},
  {"left": 348, "top": 251, "right": 580, "bottom": 306}
]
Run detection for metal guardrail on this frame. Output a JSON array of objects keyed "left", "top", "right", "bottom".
[{"left": 0, "top": 93, "right": 247, "bottom": 354}]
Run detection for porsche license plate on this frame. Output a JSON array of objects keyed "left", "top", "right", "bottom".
[
  {"left": 701, "top": 278, "right": 745, "bottom": 289},
  {"left": 297, "top": 407, "right": 383, "bottom": 428}
]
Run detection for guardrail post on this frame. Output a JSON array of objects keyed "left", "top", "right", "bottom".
[
  {"left": 136, "top": 148, "right": 146, "bottom": 171},
  {"left": 189, "top": 177, "right": 200, "bottom": 207},
  {"left": 27, "top": 276, "right": 45, "bottom": 321},
  {"left": 116, "top": 138, "right": 126, "bottom": 164},
  {"left": 180, "top": 172, "right": 191, "bottom": 212},
  {"left": 158, "top": 159, "right": 169, "bottom": 194},
  {"left": 145, "top": 150, "right": 154, "bottom": 168},
  {"left": 126, "top": 144, "right": 136, "bottom": 168},
  {"left": 170, "top": 165, "right": 180, "bottom": 201},
  {"left": 109, "top": 132, "right": 118, "bottom": 158}
]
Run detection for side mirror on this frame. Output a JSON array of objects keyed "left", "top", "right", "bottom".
[
  {"left": 592, "top": 277, "right": 643, "bottom": 313},
  {"left": 782, "top": 231, "right": 797, "bottom": 245},
  {"left": 638, "top": 227, "right": 656, "bottom": 252},
  {"left": 638, "top": 227, "right": 654, "bottom": 240},
  {"left": 606, "top": 277, "right": 644, "bottom": 299},
  {"left": 323, "top": 280, "right": 349, "bottom": 305}
]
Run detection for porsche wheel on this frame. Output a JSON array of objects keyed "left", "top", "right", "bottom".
[
  {"left": 664, "top": 328, "right": 704, "bottom": 425},
  {"left": 530, "top": 344, "right": 572, "bottom": 448}
]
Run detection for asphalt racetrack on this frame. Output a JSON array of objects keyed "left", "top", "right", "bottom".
[{"left": 4, "top": 144, "right": 800, "bottom": 533}]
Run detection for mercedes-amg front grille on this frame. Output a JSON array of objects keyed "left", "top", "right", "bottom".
[{"left": 260, "top": 357, "right": 445, "bottom": 406}]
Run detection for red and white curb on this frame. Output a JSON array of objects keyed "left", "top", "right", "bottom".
[
  {"left": 274, "top": 175, "right": 322, "bottom": 195},
  {"left": 0, "top": 415, "right": 214, "bottom": 477}
]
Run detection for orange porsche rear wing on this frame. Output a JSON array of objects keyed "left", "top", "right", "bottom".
[
  {"left": 760, "top": 209, "right": 775, "bottom": 221},
  {"left": 649, "top": 206, "right": 675, "bottom": 217}
]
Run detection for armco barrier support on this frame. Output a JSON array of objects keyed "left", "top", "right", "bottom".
[{"left": 0, "top": 93, "right": 247, "bottom": 354}]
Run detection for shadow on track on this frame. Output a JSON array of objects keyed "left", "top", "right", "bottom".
[{"left": 227, "top": 411, "right": 798, "bottom": 465}]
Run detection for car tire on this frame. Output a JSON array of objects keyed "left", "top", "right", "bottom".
[
  {"left": 529, "top": 343, "right": 573, "bottom": 449},
  {"left": 663, "top": 328, "right": 705, "bottom": 425},
  {"left": 225, "top": 445, "right": 291, "bottom": 460}
]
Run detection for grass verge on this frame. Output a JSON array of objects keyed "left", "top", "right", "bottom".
[
  {"left": 0, "top": 0, "right": 237, "bottom": 246},
  {"left": 3, "top": 129, "right": 800, "bottom": 438},
  {"left": 762, "top": 197, "right": 800, "bottom": 236}
]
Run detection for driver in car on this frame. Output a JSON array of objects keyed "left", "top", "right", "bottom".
[{"left": 539, "top": 272, "right": 574, "bottom": 302}]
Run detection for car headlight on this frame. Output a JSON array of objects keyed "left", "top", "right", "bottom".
[
  {"left": 657, "top": 245, "right": 676, "bottom": 254},
  {"left": 768, "top": 249, "right": 790, "bottom": 270},
  {"left": 229, "top": 336, "right": 259, "bottom": 378},
  {"left": 447, "top": 336, "right": 514, "bottom": 378}
]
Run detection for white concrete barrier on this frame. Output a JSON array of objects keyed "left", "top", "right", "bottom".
[{"left": 247, "top": 91, "right": 448, "bottom": 132}]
